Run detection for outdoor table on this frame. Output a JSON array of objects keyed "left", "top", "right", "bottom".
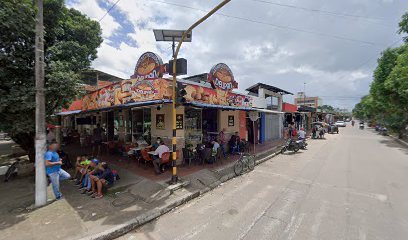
[{"left": 148, "top": 151, "right": 157, "bottom": 156}]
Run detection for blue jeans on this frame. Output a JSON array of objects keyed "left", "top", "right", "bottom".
[
  {"left": 48, "top": 169, "right": 71, "bottom": 199},
  {"left": 220, "top": 144, "right": 226, "bottom": 157}
]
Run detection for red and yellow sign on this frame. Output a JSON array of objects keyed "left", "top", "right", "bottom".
[
  {"left": 77, "top": 55, "right": 251, "bottom": 111},
  {"left": 81, "top": 52, "right": 171, "bottom": 110},
  {"left": 208, "top": 63, "right": 238, "bottom": 91}
]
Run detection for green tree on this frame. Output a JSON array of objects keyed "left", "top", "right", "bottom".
[
  {"left": 398, "top": 12, "right": 408, "bottom": 42},
  {"left": 317, "top": 105, "right": 335, "bottom": 113},
  {"left": 0, "top": 0, "right": 103, "bottom": 160}
]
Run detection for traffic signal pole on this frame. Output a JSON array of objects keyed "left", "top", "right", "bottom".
[{"left": 171, "top": 0, "right": 231, "bottom": 183}]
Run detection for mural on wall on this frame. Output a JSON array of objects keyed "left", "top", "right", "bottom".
[
  {"left": 184, "top": 63, "right": 252, "bottom": 107},
  {"left": 82, "top": 52, "right": 172, "bottom": 111},
  {"left": 79, "top": 55, "right": 252, "bottom": 111}
]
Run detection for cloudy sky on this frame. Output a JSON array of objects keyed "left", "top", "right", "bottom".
[{"left": 65, "top": 0, "right": 407, "bottom": 110}]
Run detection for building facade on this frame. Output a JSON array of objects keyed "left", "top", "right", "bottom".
[{"left": 294, "top": 92, "right": 322, "bottom": 108}]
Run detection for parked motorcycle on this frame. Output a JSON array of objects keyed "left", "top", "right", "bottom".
[{"left": 281, "top": 139, "right": 300, "bottom": 154}]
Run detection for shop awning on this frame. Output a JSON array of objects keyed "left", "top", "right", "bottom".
[
  {"left": 56, "top": 110, "right": 82, "bottom": 116},
  {"left": 56, "top": 100, "right": 172, "bottom": 116},
  {"left": 189, "top": 102, "right": 253, "bottom": 111},
  {"left": 252, "top": 108, "right": 284, "bottom": 114}
]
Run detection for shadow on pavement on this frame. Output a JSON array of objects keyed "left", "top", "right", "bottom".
[{"left": 379, "top": 138, "right": 408, "bottom": 155}]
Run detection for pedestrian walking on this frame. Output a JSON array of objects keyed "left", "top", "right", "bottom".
[{"left": 45, "top": 142, "right": 71, "bottom": 200}]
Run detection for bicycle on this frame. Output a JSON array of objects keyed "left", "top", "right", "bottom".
[
  {"left": 234, "top": 152, "right": 255, "bottom": 176},
  {"left": 4, "top": 158, "right": 21, "bottom": 182}
]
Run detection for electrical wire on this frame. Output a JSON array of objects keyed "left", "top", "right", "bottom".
[
  {"left": 143, "top": 0, "right": 376, "bottom": 46},
  {"left": 98, "top": 0, "right": 121, "bottom": 22},
  {"left": 248, "top": 0, "right": 391, "bottom": 23}
]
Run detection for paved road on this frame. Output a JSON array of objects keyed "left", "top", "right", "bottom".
[{"left": 119, "top": 125, "right": 408, "bottom": 240}]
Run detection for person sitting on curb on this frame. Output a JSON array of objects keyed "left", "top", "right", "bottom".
[
  {"left": 45, "top": 142, "right": 71, "bottom": 200},
  {"left": 79, "top": 159, "right": 100, "bottom": 194},
  {"left": 72, "top": 155, "right": 90, "bottom": 182},
  {"left": 89, "top": 162, "right": 114, "bottom": 199}
]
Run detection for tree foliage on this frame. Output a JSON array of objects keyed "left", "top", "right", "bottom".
[
  {"left": 0, "top": 0, "right": 102, "bottom": 160},
  {"left": 353, "top": 12, "right": 408, "bottom": 138}
]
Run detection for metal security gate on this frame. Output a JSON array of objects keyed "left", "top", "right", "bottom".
[{"left": 265, "top": 113, "right": 280, "bottom": 140}]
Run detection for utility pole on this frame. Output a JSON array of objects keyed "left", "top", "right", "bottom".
[
  {"left": 35, "top": 0, "right": 47, "bottom": 207},
  {"left": 170, "top": 0, "right": 231, "bottom": 183}
]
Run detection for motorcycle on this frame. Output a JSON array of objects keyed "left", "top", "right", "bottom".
[
  {"left": 359, "top": 123, "right": 364, "bottom": 129},
  {"left": 281, "top": 139, "right": 300, "bottom": 154},
  {"left": 296, "top": 138, "right": 308, "bottom": 150}
]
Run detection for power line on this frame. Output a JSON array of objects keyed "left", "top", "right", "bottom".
[
  {"left": 248, "top": 0, "right": 391, "bottom": 23},
  {"left": 99, "top": 0, "right": 121, "bottom": 22},
  {"left": 144, "top": 0, "right": 376, "bottom": 46}
]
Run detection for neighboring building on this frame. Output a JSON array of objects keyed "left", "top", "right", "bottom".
[
  {"left": 246, "top": 83, "right": 293, "bottom": 142},
  {"left": 294, "top": 92, "right": 322, "bottom": 108}
]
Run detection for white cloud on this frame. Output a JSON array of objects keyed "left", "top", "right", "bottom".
[
  {"left": 67, "top": 0, "right": 120, "bottom": 38},
  {"left": 67, "top": 0, "right": 408, "bottom": 110}
]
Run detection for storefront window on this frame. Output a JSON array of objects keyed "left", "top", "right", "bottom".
[
  {"left": 132, "top": 108, "right": 151, "bottom": 144},
  {"left": 185, "top": 108, "right": 202, "bottom": 147}
]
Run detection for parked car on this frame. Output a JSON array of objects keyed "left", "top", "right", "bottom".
[{"left": 335, "top": 121, "right": 346, "bottom": 127}]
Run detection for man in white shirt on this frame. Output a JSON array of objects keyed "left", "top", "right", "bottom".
[
  {"left": 298, "top": 128, "right": 306, "bottom": 139},
  {"left": 153, "top": 141, "right": 170, "bottom": 174}
]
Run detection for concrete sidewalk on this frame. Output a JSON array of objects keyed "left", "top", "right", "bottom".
[{"left": 0, "top": 143, "right": 283, "bottom": 240}]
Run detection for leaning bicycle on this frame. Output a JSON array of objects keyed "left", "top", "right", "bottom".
[{"left": 234, "top": 153, "right": 255, "bottom": 176}]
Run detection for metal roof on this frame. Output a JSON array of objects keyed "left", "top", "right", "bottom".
[{"left": 246, "top": 83, "right": 293, "bottom": 95}]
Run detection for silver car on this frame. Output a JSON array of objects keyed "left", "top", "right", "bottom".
[{"left": 335, "top": 121, "right": 347, "bottom": 127}]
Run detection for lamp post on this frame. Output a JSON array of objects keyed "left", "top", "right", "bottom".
[{"left": 169, "top": 0, "right": 231, "bottom": 183}]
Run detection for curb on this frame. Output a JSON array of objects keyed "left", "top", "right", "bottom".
[
  {"left": 82, "top": 146, "right": 283, "bottom": 240},
  {"left": 81, "top": 191, "right": 200, "bottom": 240},
  {"left": 388, "top": 135, "right": 408, "bottom": 148}
]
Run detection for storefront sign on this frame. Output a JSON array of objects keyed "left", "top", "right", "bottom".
[
  {"left": 80, "top": 52, "right": 173, "bottom": 111},
  {"left": 183, "top": 84, "right": 252, "bottom": 107},
  {"left": 156, "top": 114, "right": 165, "bottom": 130},
  {"left": 208, "top": 63, "right": 238, "bottom": 91},
  {"left": 228, "top": 115, "right": 234, "bottom": 126},
  {"left": 176, "top": 114, "right": 184, "bottom": 129},
  {"left": 132, "top": 52, "right": 164, "bottom": 80}
]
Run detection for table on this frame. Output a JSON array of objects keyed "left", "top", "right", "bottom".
[{"left": 148, "top": 151, "right": 157, "bottom": 156}]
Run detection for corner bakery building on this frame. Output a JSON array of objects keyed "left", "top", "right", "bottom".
[{"left": 59, "top": 52, "right": 282, "bottom": 159}]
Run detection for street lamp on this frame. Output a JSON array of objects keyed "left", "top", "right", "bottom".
[
  {"left": 154, "top": 0, "right": 231, "bottom": 184},
  {"left": 153, "top": 29, "right": 192, "bottom": 57}
]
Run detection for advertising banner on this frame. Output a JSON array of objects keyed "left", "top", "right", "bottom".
[{"left": 82, "top": 52, "right": 172, "bottom": 110}]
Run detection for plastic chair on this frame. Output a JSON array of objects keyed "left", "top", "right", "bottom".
[
  {"left": 182, "top": 148, "right": 194, "bottom": 167},
  {"left": 202, "top": 148, "right": 212, "bottom": 164},
  {"left": 161, "top": 152, "right": 171, "bottom": 165},
  {"left": 141, "top": 148, "right": 153, "bottom": 168},
  {"left": 216, "top": 147, "right": 223, "bottom": 164}
]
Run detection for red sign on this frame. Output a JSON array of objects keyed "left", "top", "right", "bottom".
[{"left": 208, "top": 63, "right": 238, "bottom": 91}]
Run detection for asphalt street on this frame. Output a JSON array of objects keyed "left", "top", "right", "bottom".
[{"left": 119, "top": 125, "right": 408, "bottom": 240}]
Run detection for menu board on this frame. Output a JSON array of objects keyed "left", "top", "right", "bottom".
[{"left": 176, "top": 114, "right": 184, "bottom": 129}]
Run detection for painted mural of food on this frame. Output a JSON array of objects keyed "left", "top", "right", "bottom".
[
  {"left": 133, "top": 52, "right": 164, "bottom": 80},
  {"left": 136, "top": 58, "right": 156, "bottom": 76}
]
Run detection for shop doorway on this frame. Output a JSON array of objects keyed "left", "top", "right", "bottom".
[
  {"left": 202, "top": 108, "right": 218, "bottom": 141},
  {"left": 132, "top": 108, "right": 151, "bottom": 144},
  {"left": 247, "top": 117, "right": 259, "bottom": 144},
  {"left": 107, "top": 111, "right": 114, "bottom": 141}
]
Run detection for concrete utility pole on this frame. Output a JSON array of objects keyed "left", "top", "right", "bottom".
[{"left": 35, "top": 0, "right": 47, "bottom": 207}]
